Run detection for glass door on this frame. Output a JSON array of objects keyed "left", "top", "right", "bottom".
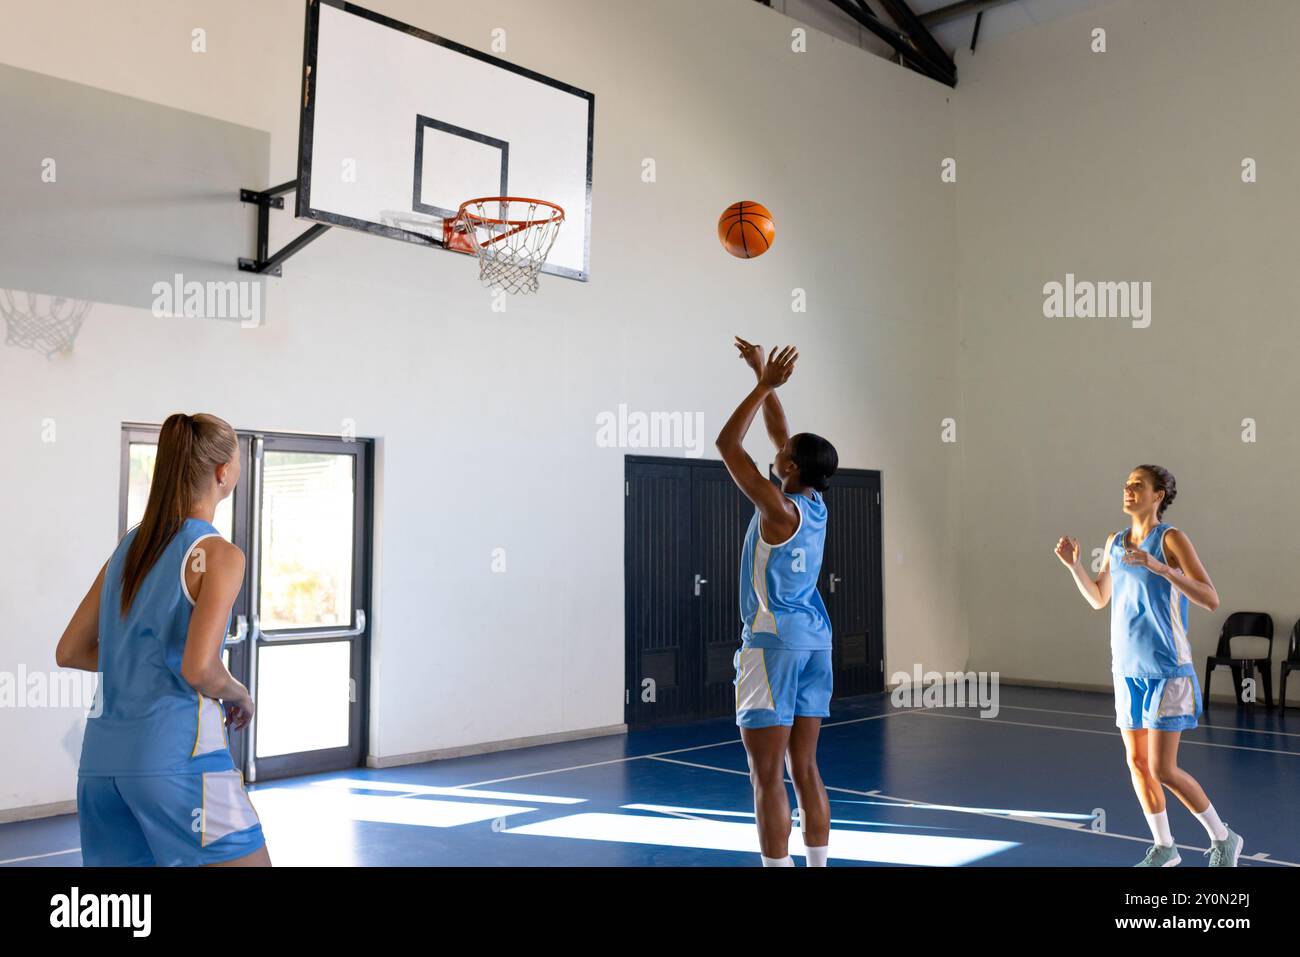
[
  {"left": 118, "top": 425, "right": 371, "bottom": 782},
  {"left": 247, "top": 434, "right": 370, "bottom": 780}
]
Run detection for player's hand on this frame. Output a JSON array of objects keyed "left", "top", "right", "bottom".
[
  {"left": 1121, "top": 547, "right": 1164, "bottom": 573},
  {"left": 223, "top": 686, "right": 255, "bottom": 730},
  {"left": 1054, "top": 536, "right": 1081, "bottom": 568},
  {"left": 735, "top": 336, "right": 765, "bottom": 378},
  {"left": 758, "top": 345, "right": 798, "bottom": 389}
]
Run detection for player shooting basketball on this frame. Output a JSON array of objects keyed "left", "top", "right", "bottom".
[{"left": 716, "top": 337, "right": 839, "bottom": 867}]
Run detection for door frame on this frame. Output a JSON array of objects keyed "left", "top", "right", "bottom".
[
  {"left": 823, "top": 467, "right": 886, "bottom": 695},
  {"left": 623, "top": 455, "right": 696, "bottom": 727},
  {"left": 248, "top": 432, "right": 373, "bottom": 781}
]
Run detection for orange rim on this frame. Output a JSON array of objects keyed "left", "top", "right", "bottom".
[{"left": 457, "top": 196, "right": 565, "bottom": 227}]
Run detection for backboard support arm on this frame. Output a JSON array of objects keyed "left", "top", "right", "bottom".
[{"left": 238, "top": 180, "right": 331, "bottom": 277}]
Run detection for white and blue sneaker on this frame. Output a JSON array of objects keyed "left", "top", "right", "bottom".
[
  {"left": 1205, "top": 828, "right": 1243, "bottom": 867},
  {"left": 1135, "top": 843, "right": 1181, "bottom": 867}
]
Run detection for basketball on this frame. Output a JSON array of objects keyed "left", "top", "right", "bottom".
[{"left": 718, "top": 201, "right": 775, "bottom": 259}]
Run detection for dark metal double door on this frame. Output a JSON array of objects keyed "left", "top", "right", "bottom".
[{"left": 624, "top": 456, "right": 882, "bottom": 728}]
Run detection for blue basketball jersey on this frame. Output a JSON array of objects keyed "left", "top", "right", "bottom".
[
  {"left": 738, "top": 490, "right": 832, "bottom": 650},
  {"left": 79, "top": 518, "right": 236, "bottom": 776},
  {"left": 1108, "top": 523, "right": 1194, "bottom": 678}
]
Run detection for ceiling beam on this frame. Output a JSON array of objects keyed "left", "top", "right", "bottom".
[
  {"left": 824, "top": 0, "right": 956, "bottom": 86},
  {"left": 873, "top": 0, "right": 958, "bottom": 84},
  {"left": 920, "top": 0, "right": 1020, "bottom": 28}
]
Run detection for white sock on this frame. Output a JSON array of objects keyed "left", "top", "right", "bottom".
[
  {"left": 761, "top": 854, "right": 794, "bottom": 867},
  {"left": 1144, "top": 809, "right": 1174, "bottom": 847},
  {"left": 1194, "top": 805, "right": 1229, "bottom": 842},
  {"left": 805, "top": 845, "right": 829, "bottom": 867}
]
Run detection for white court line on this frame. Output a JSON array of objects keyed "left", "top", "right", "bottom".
[
  {"left": 622, "top": 803, "right": 945, "bottom": 829},
  {"left": 307, "top": 778, "right": 584, "bottom": 803},
  {"left": 646, "top": 755, "right": 1299, "bottom": 867},
  {"left": 650, "top": 756, "right": 1092, "bottom": 829},
  {"left": 966, "top": 702, "right": 1300, "bottom": 739},
  {"left": 655, "top": 754, "right": 1092, "bottom": 832},
  {"left": 620, "top": 805, "right": 716, "bottom": 826},
  {"left": 904, "top": 709, "right": 1300, "bottom": 757},
  {"left": 0, "top": 847, "right": 80, "bottom": 865},
  {"left": 453, "top": 709, "right": 909, "bottom": 789}
]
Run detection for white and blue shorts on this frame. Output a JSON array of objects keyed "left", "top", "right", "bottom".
[
  {"left": 734, "top": 646, "right": 833, "bottom": 728},
  {"left": 77, "top": 770, "right": 265, "bottom": 866},
  {"left": 1114, "top": 674, "right": 1202, "bottom": 731}
]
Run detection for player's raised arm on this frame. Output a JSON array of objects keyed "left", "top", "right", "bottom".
[
  {"left": 1054, "top": 533, "right": 1112, "bottom": 610},
  {"left": 734, "top": 337, "right": 791, "bottom": 452},
  {"left": 716, "top": 345, "right": 800, "bottom": 542}
]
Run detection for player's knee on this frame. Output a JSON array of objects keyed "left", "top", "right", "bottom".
[
  {"left": 788, "top": 758, "right": 819, "bottom": 788},
  {"left": 1124, "top": 753, "right": 1149, "bottom": 775},
  {"left": 750, "top": 758, "right": 784, "bottom": 787},
  {"left": 1149, "top": 760, "right": 1179, "bottom": 785}
]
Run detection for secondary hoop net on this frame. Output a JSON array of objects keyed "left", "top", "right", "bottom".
[
  {"left": 0, "top": 290, "right": 92, "bottom": 359},
  {"left": 444, "top": 197, "right": 565, "bottom": 295}
]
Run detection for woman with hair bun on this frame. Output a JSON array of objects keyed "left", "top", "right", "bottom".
[
  {"left": 716, "top": 337, "right": 839, "bottom": 867},
  {"left": 1054, "top": 465, "right": 1240, "bottom": 867},
  {"left": 56, "top": 412, "right": 269, "bottom": 866}
]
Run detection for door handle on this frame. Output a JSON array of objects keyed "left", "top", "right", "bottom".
[
  {"left": 254, "top": 609, "right": 368, "bottom": 643},
  {"left": 694, "top": 574, "right": 708, "bottom": 597},
  {"left": 226, "top": 614, "right": 249, "bottom": 645},
  {"left": 829, "top": 573, "right": 842, "bottom": 594}
]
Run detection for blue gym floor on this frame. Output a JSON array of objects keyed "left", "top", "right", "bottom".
[{"left": 4, "top": 687, "right": 1297, "bottom": 867}]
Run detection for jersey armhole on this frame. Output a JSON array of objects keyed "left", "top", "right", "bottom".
[
  {"left": 759, "top": 496, "right": 804, "bottom": 548},
  {"left": 1158, "top": 526, "right": 1180, "bottom": 569},
  {"left": 181, "top": 533, "right": 225, "bottom": 606}
]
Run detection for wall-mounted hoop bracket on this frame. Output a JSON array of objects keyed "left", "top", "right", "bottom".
[{"left": 238, "top": 179, "right": 331, "bottom": 277}]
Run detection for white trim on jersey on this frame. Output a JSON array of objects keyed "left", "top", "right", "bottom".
[
  {"left": 750, "top": 497, "right": 806, "bottom": 634},
  {"left": 180, "top": 532, "right": 224, "bottom": 606},
  {"left": 751, "top": 544, "right": 778, "bottom": 634},
  {"left": 1168, "top": 584, "right": 1192, "bottom": 665},
  {"left": 193, "top": 695, "right": 228, "bottom": 757},
  {"left": 1159, "top": 527, "right": 1193, "bottom": 666}
]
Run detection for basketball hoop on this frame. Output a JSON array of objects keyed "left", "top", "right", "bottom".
[
  {"left": 444, "top": 197, "right": 565, "bottom": 295},
  {"left": 0, "top": 290, "right": 93, "bottom": 359}
]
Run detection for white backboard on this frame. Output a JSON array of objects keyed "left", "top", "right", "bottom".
[{"left": 298, "top": 0, "right": 594, "bottom": 280}]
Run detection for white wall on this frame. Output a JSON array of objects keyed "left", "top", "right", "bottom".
[
  {"left": 0, "top": 0, "right": 962, "bottom": 813},
  {"left": 952, "top": 0, "right": 1300, "bottom": 692}
]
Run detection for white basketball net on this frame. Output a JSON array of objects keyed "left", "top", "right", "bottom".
[
  {"left": 454, "top": 198, "right": 564, "bottom": 295},
  {"left": 0, "top": 290, "right": 92, "bottom": 359}
]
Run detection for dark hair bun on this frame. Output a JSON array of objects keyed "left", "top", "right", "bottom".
[
  {"left": 793, "top": 433, "right": 838, "bottom": 493},
  {"left": 1136, "top": 464, "right": 1177, "bottom": 518}
]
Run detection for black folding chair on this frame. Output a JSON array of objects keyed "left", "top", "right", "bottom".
[
  {"left": 1280, "top": 619, "right": 1300, "bottom": 712},
  {"left": 1202, "top": 611, "right": 1274, "bottom": 710}
]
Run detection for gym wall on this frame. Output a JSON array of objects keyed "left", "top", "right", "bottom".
[{"left": 0, "top": 0, "right": 961, "bottom": 814}]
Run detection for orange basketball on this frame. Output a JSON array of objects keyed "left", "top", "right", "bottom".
[{"left": 718, "top": 201, "right": 775, "bottom": 259}]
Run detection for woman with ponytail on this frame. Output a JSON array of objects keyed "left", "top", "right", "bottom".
[
  {"left": 56, "top": 413, "right": 269, "bottom": 866},
  {"left": 1054, "top": 465, "right": 1240, "bottom": 867},
  {"left": 716, "top": 338, "right": 838, "bottom": 867}
]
